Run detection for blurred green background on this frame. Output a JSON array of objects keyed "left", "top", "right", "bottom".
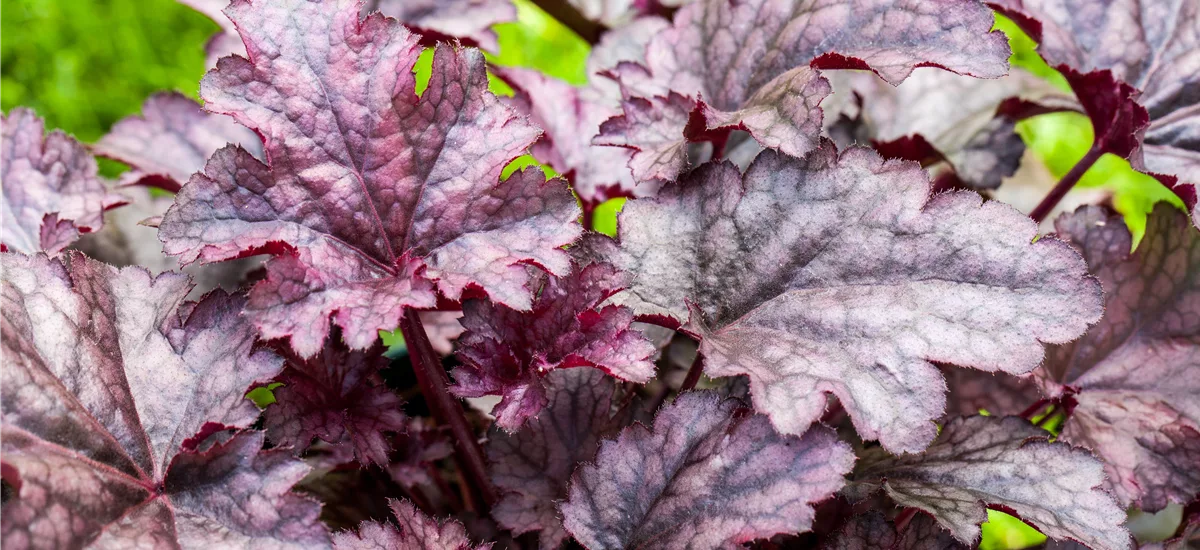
[{"left": 1, "top": 1, "right": 1179, "bottom": 548}]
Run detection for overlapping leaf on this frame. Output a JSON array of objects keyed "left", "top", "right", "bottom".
[
  {"left": 486, "top": 368, "right": 631, "bottom": 549},
  {"left": 452, "top": 252, "right": 655, "bottom": 429},
  {"left": 333, "top": 499, "right": 492, "bottom": 550},
  {"left": 598, "top": 0, "right": 1011, "bottom": 181},
  {"left": 159, "top": 0, "right": 581, "bottom": 357},
  {"left": 830, "top": 512, "right": 966, "bottom": 550},
  {"left": 365, "top": 0, "right": 515, "bottom": 52},
  {"left": 1040, "top": 204, "right": 1200, "bottom": 511},
  {"left": 853, "top": 415, "right": 1130, "bottom": 550},
  {"left": 606, "top": 143, "right": 1101, "bottom": 452},
  {"left": 990, "top": 0, "right": 1200, "bottom": 184},
  {"left": 560, "top": 391, "right": 855, "bottom": 548},
  {"left": 94, "top": 91, "right": 262, "bottom": 190},
  {"left": 498, "top": 17, "right": 668, "bottom": 205},
  {"left": 1, "top": 109, "right": 125, "bottom": 255},
  {"left": 0, "top": 252, "right": 327, "bottom": 548},
  {"left": 264, "top": 340, "right": 406, "bottom": 466}
]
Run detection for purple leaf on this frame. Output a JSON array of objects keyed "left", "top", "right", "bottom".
[
  {"left": 366, "top": 0, "right": 515, "bottom": 52},
  {"left": 159, "top": 0, "right": 581, "bottom": 357},
  {"left": 1058, "top": 67, "right": 1150, "bottom": 159},
  {"left": 452, "top": 251, "right": 656, "bottom": 429},
  {"left": 420, "top": 311, "right": 466, "bottom": 355},
  {"left": 1, "top": 251, "right": 327, "bottom": 548},
  {"left": 825, "top": 68, "right": 1073, "bottom": 189},
  {"left": 606, "top": 143, "right": 1101, "bottom": 452},
  {"left": 486, "top": 368, "right": 630, "bottom": 548},
  {"left": 1043, "top": 204, "right": 1200, "bottom": 511},
  {"left": 94, "top": 91, "right": 263, "bottom": 190},
  {"left": 496, "top": 17, "right": 669, "bottom": 205},
  {"left": 853, "top": 415, "right": 1131, "bottom": 550},
  {"left": 560, "top": 391, "right": 855, "bottom": 548},
  {"left": 940, "top": 366, "right": 1041, "bottom": 417},
  {"left": 333, "top": 499, "right": 492, "bottom": 550},
  {"left": 990, "top": 0, "right": 1200, "bottom": 184},
  {"left": 264, "top": 339, "right": 406, "bottom": 466},
  {"left": 1, "top": 109, "right": 126, "bottom": 255},
  {"left": 600, "top": 0, "right": 1011, "bottom": 181},
  {"left": 830, "top": 512, "right": 966, "bottom": 550}
]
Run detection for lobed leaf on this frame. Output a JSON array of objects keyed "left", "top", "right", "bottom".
[
  {"left": 159, "top": 0, "right": 581, "bottom": 357},
  {"left": 264, "top": 340, "right": 406, "bottom": 466},
  {"left": 607, "top": 143, "right": 1101, "bottom": 452},
  {"left": 599, "top": 0, "right": 1011, "bottom": 181},
  {"left": 560, "top": 391, "right": 855, "bottom": 549},
  {"left": 853, "top": 415, "right": 1131, "bottom": 550},
  {"left": 1042, "top": 204, "right": 1200, "bottom": 511},
  {"left": 1, "top": 109, "right": 126, "bottom": 255},
  {"left": 452, "top": 250, "right": 656, "bottom": 429},
  {"left": 0, "top": 251, "right": 327, "bottom": 548},
  {"left": 332, "top": 499, "right": 492, "bottom": 550}
]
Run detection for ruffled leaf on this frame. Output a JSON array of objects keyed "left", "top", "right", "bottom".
[
  {"left": 264, "top": 339, "right": 406, "bottom": 466},
  {"left": 600, "top": 0, "right": 1011, "bottom": 181},
  {"left": 159, "top": 0, "right": 581, "bottom": 357},
  {"left": 1, "top": 109, "right": 126, "bottom": 255},
  {"left": 366, "top": 0, "right": 515, "bottom": 52},
  {"left": 560, "top": 391, "right": 855, "bottom": 548},
  {"left": 606, "top": 143, "right": 1101, "bottom": 452},
  {"left": 854, "top": 415, "right": 1130, "bottom": 550},
  {"left": 0, "top": 251, "right": 327, "bottom": 548},
  {"left": 333, "top": 499, "right": 492, "bottom": 550},
  {"left": 452, "top": 251, "right": 655, "bottom": 429},
  {"left": 1042, "top": 204, "right": 1200, "bottom": 511}
]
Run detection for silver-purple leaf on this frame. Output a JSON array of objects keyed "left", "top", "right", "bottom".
[
  {"left": 830, "top": 512, "right": 967, "bottom": 550},
  {"left": 991, "top": 0, "right": 1200, "bottom": 184},
  {"left": 853, "top": 415, "right": 1131, "bottom": 550},
  {"left": 560, "top": 391, "right": 855, "bottom": 549},
  {"left": 366, "top": 0, "right": 515, "bottom": 52},
  {"left": 600, "top": 0, "right": 1011, "bottom": 181},
  {"left": 94, "top": 91, "right": 262, "bottom": 190},
  {"left": 607, "top": 143, "right": 1101, "bottom": 452},
  {"left": 486, "top": 368, "right": 630, "bottom": 549},
  {"left": 0, "top": 251, "right": 327, "bottom": 548},
  {"left": 332, "top": 499, "right": 492, "bottom": 550},
  {"left": 1, "top": 109, "right": 126, "bottom": 255},
  {"left": 158, "top": 0, "right": 581, "bottom": 357},
  {"left": 1042, "top": 204, "right": 1200, "bottom": 511}
]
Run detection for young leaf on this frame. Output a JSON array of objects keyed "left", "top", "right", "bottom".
[
  {"left": 1042, "top": 204, "right": 1200, "bottom": 511},
  {"left": 486, "top": 368, "right": 630, "bottom": 548},
  {"left": 1, "top": 109, "right": 126, "bottom": 255},
  {"left": 607, "top": 143, "right": 1101, "bottom": 452},
  {"left": 990, "top": 0, "right": 1200, "bottom": 183},
  {"left": 830, "top": 511, "right": 966, "bottom": 550},
  {"left": 497, "top": 17, "right": 669, "bottom": 205},
  {"left": 159, "top": 0, "right": 582, "bottom": 357},
  {"left": 452, "top": 254, "right": 656, "bottom": 429},
  {"left": 366, "top": 0, "right": 516, "bottom": 53},
  {"left": 599, "top": 0, "right": 1011, "bottom": 181},
  {"left": 560, "top": 391, "right": 855, "bottom": 548},
  {"left": 1, "top": 252, "right": 327, "bottom": 548},
  {"left": 853, "top": 415, "right": 1131, "bottom": 550},
  {"left": 264, "top": 340, "right": 406, "bottom": 466},
  {"left": 332, "top": 499, "right": 492, "bottom": 550},
  {"left": 94, "top": 91, "right": 262, "bottom": 190}
]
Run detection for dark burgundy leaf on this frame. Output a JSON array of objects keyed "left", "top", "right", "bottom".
[
  {"left": 1042, "top": 204, "right": 1200, "bottom": 511},
  {"left": 990, "top": 0, "right": 1200, "bottom": 184},
  {"left": 829, "top": 512, "right": 967, "bottom": 550},
  {"left": 486, "top": 368, "right": 630, "bottom": 548},
  {"left": 159, "top": 0, "right": 582, "bottom": 357},
  {"left": 606, "top": 142, "right": 1101, "bottom": 452},
  {"left": 1, "top": 251, "right": 327, "bottom": 548},
  {"left": 853, "top": 415, "right": 1130, "bottom": 550},
  {"left": 452, "top": 251, "right": 656, "bottom": 429},
  {"left": 387, "top": 418, "right": 453, "bottom": 489},
  {"left": 264, "top": 340, "right": 406, "bottom": 466},
  {"left": 366, "top": 0, "right": 515, "bottom": 52},
  {"left": 332, "top": 499, "right": 492, "bottom": 550},
  {"left": 94, "top": 91, "right": 262, "bottom": 190},
  {"left": 560, "top": 391, "right": 855, "bottom": 548},
  {"left": 1058, "top": 67, "right": 1149, "bottom": 159},
  {"left": 940, "top": 366, "right": 1041, "bottom": 417},
  {"left": 599, "top": 0, "right": 1011, "bottom": 181},
  {"left": 1, "top": 109, "right": 126, "bottom": 255}
]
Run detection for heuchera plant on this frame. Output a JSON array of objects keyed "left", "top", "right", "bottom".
[{"left": 3, "top": 0, "right": 1199, "bottom": 548}]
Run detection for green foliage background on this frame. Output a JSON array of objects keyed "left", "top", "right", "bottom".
[{"left": 2, "top": 1, "right": 1180, "bottom": 548}]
